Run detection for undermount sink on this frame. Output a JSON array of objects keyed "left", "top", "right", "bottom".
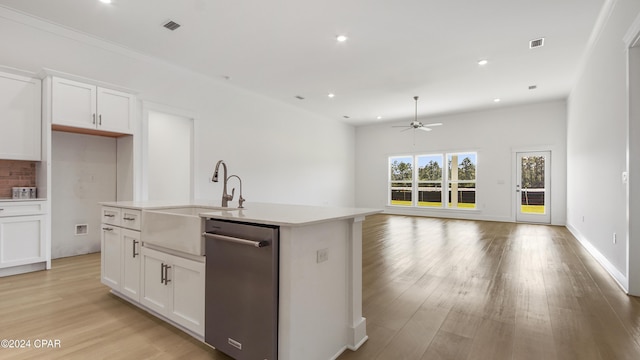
[{"left": 141, "top": 206, "right": 242, "bottom": 255}]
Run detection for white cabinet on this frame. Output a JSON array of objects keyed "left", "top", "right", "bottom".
[
  {"left": 52, "top": 77, "right": 134, "bottom": 135},
  {"left": 100, "top": 206, "right": 142, "bottom": 301},
  {"left": 121, "top": 228, "right": 141, "bottom": 300},
  {"left": 141, "top": 246, "right": 205, "bottom": 336},
  {"left": 101, "top": 222, "right": 121, "bottom": 289},
  {"left": 0, "top": 201, "right": 46, "bottom": 275},
  {"left": 0, "top": 71, "right": 41, "bottom": 160}
]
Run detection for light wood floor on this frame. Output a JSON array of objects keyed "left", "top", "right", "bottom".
[{"left": 2, "top": 214, "right": 640, "bottom": 359}]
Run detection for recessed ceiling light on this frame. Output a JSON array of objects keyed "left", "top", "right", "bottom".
[
  {"left": 477, "top": 59, "right": 488, "bottom": 66},
  {"left": 377, "top": 116, "right": 382, "bottom": 120},
  {"left": 494, "top": 98, "right": 501, "bottom": 103},
  {"left": 336, "top": 35, "right": 348, "bottom": 42},
  {"left": 328, "top": 93, "right": 335, "bottom": 98},
  {"left": 99, "top": 0, "right": 112, "bottom": 3}
]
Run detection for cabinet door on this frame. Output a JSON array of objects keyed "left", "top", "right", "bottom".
[
  {"left": 100, "top": 224, "right": 121, "bottom": 290},
  {"left": 141, "top": 247, "right": 171, "bottom": 314},
  {"left": 169, "top": 254, "right": 205, "bottom": 335},
  {"left": 0, "top": 215, "right": 45, "bottom": 268},
  {"left": 121, "top": 229, "right": 141, "bottom": 301},
  {"left": 97, "top": 87, "right": 134, "bottom": 135},
  {"left": 52, "top": 77, "right": 97, "bottom": 130},
  {"left": 0, "top": 72, "right": 41, "bottom": 160}
]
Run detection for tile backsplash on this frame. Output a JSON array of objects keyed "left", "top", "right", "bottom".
[{"left": 0, "top": 160, "right": 37, "bottom": 199}]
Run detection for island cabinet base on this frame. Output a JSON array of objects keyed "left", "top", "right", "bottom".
[{"left": 278, "top": 216, "right": 367, "bottom": 360}]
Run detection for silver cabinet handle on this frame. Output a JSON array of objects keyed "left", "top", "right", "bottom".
[
  {"left": 123, "top": 217, "right": 136, "bottom": 221},
  {"left": 99, "top": 114, "right": 102, "bottom": 126},
  {"left": 203, "top": 232, "right": 270, "bottom": 248},
  {"left": 102, "top": 227, "right": 114, "bottom": 231},
  {"left": 104, "top": 214, "right": 115, "bottom": 218},
  {"left": 92, "top": 113, "right": 96, "bottom": 124},
  {"left": 164, "top": 265, "right": 171, "bottom": 285},
  {"left": 160, "top": 263, "right": 172, "bottom": 285},
  {"left": 132, "top": 240, "right": 139, "bottom": 258}
]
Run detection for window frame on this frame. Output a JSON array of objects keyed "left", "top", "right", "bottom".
[{"left": 388, "top": 151, "right": 478, "bottom": 210}]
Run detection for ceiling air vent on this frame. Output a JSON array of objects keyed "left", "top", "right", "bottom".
[
  {"left": 529, "top": 37, "right": 544, "bottom": 49},
  {"left": 163, "top": 20, "right": 181, "bottom": 31}
]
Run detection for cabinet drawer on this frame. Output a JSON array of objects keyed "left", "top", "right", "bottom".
[
  {"left": 0, "top": 201, "right": 45, "bottom": 217},
  {"left": 101, "top": 206, "right": 121, "bottom": 226},
  {"left": 121, "top": 209, "right": 141, "bottom": 231}
]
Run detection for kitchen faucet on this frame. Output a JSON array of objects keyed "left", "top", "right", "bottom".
[
  {"left": 227, "top": 175, "right": 245, "bottom": 208},
  {"left": 212, "top": 160, "right": 234, "bottom": 207}
]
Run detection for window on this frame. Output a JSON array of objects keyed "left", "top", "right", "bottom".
[
  {"left": 447, "top": 152, "right": 476, "bottom": 209},
  {"left": 388, "top": 152, "right": 477, "bottom": 209},
  {"left": 389, "top": 156, "right": 413, "bottom": 206},
  {"left": 417, "top": 154, "right": 443, "bottom": 207}
]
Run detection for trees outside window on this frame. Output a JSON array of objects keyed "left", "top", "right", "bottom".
[{"left": 389, "top": 152, "right": 477, "bottom": 209}]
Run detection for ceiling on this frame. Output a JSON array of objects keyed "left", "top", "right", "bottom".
[{"left": 0, "top": 0, "right": 605, "bottom": 126}]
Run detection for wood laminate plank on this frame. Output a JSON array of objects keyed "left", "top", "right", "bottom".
[{"left": 1, "top": 215, "right": 640, "bottom": 360}]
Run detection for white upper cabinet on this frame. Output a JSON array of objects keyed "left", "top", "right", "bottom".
[
  {"left": 0, "top": 71, "right": 41, "bottom": 160},
  {"left": 51, "top": 77, "right": 134, "bottom": 135}
]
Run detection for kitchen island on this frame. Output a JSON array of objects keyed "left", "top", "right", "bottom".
[{"left": 99, "top": 201, "right": 380, "bottom": 360}]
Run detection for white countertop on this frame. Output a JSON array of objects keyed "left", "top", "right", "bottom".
[{"left": 100, "top": 201, "right": 381, "bottom": 227}]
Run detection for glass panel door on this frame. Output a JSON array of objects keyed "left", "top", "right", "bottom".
[{"left": 516, "top": 151, "right": 550, "bottom": 223}]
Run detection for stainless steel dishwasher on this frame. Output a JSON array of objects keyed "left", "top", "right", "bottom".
[{"left": 203, "top": 218, "right": 279, "bottom": 360}]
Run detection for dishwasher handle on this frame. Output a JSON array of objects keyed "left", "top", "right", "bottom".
[{"left": 203, "top": 232, "right": 270, "bottom": 248}]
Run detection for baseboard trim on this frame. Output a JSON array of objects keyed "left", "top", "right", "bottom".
[{"left": 566, "top": 223, "right": 629, "bottom": 293}]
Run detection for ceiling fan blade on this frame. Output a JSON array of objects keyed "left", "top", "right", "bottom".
[
  {"left": 422, "top": 122, "right": 443, "bottom": 127},
  {"left": 418, "top": 127, "right": 432, "bottom": 132},
  {"left": 401, "top": 127, "right": 412, "bottom": 132},
  {"left": 391, "top": 125, "right": 410, "bottom": 128}
]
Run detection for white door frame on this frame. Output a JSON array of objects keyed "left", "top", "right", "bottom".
[
  {"left": 140, "top": 101, "right": 195, "bottom": 202},
  {"left": 624, "top": 14, "right": 640, "bottom": 295},
  {"left": 512, "top": 150, "right": 551, "bottom": 224}
]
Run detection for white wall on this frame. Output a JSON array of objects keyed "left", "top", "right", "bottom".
[
  {"left": 51, "top": 131, "right": 116, "bottom": 258},
  {"left": 355, "top": 100, "right": 567, "bottom": 224},
  {"left": 0, "top": 8, "right": 355, "bottom": 210},
  {"left": 146, "top": 111, "right": 193, "bottom": 202},
  {"left": 566, "top": 0, "right": 640, "bottom": 291}
]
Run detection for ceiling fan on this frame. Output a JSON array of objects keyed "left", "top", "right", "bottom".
[{"left": 393, "top": 96, "right": 442, "bottom": 132}]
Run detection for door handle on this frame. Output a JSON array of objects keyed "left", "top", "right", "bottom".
[
  {"left": 92, "top": 113, "right": 96, "bottom": 124},
  {"left": 160, "top": 263, "right": 165, "bottom": 284},
  {"left": 99, "top": 114, "right": 102, "bottom": 126},
  {"left": 132, "top": 240, "right": 139, "bottom": 258}
]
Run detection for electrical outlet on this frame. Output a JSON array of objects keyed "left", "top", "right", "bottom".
[
  {"left": 316, "top": 248, "right": 329, "bottom": 263},
  {"left": 613, "top": 232, "right": 617, "bottom": 244}
]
